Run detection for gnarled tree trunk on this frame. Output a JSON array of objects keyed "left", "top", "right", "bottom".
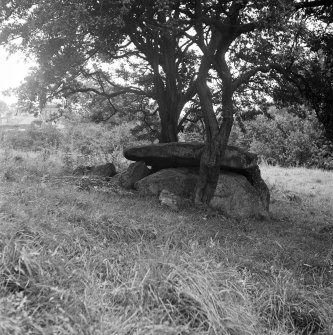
[
  {"left": 194, "top": 115, "right": 233, "bottom": 205},
  {"left": 195, "top": 140, "right": 222, "bottom": 205},
  {"left": 157, "top": 88, "right": 180, "bottom": 143},
  {"left": 194, "top": 58, "right": 234, "bottom": 205},
  {"left": 159, "top": 106, "right": 179, "bottom": 143}
]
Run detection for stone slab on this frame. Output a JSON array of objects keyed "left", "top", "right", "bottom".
[{"left": 124, "top": 142, "right": 258, "bottom": 171}]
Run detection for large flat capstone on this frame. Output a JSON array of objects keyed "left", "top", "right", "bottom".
[{"left": 124, "top": 142, "right": 258, "bottom": 171}]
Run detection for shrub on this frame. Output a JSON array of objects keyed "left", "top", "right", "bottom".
[
  {"left": 0, "top": 120, "right": 147, "bottom": 172},
  {"left": 231, "top": 108, "right": 333, "bottom": 169},
  {"left": 1, "top": 124, "right": 62, "bottom": 151},
  {"left": 60, "top": 121, "right": 142, "bottom": 170}
]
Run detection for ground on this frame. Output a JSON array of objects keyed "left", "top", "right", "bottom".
[{"left": 0, "top": 149, "right": 332, "bottom": 335}]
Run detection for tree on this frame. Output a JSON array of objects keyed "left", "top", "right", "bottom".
[
  {"left": 178, "top": 0, "right": 295, "bottom": 204},
  {"left": 0, "top": 0, "right": 199, "bottom": 142},
  {"left": 0, "top": 100, "right": 9, "bottom": 116},
  {"left": 120, "top": 0, "right": 199, "bottom": 142},
  {"left": 182, "top": 0, "right": 333, "bottom": 204},
  {"left": 271, "top": 2, "right": 333, "bottom": 141}
]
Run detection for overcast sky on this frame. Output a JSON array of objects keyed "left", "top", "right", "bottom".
[{"left": 0, "top": 47, "right": 33, "bottom": 104}]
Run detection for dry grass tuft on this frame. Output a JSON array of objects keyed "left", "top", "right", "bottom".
[{"left": 255, "top": 269, "right": 331, "bottom": 334}]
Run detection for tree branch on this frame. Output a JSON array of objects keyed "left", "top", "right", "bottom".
[
  {"left": 232, "top": 65, "right": 270, "bottom": 91},
  {"left": 295, "top": 0, "right": 333, "bottom": 9},
  {"left": 59, "top": 86, "right": 151, "bottom": 99}
]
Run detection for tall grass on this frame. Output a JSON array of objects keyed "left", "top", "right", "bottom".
[{"left": 0, "top": 125, "right": 332, "bottom": 334}]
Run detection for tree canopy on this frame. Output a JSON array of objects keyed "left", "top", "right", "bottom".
[
  {"left": 1, "top": 0, "right": 200, "bottom": 142},
  {"left": 272, "top": 2, "right": 333, "bottom": 140}
]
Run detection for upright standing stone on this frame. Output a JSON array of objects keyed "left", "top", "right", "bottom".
[
  {"left": 119, "top": 161, "right": 150, "bottom": 189},
  {"left": 210, "top": 172, "right": 269, "bottom": 218},
  {"left": 134, "top": 168, "right": 269, "bottom": 218},
  {"left": 134, "top": 168, "right": 198, "bottom": 197}
]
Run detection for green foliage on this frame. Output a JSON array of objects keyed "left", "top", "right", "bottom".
[
  {"left": 0, "top": 100, "right": 9, "bottom": 115},
  {"left": 60, "top": 122, "right": 139, "bottom": 170},
  {"left": 272, "top": 13, "right": 333, "bottom": 141},
  {"left": 1, "top": 124, "right": 62, "bottom": 151},
  {"left": 231, "top": 108, "right": 333, "bottom": 169},
  {"left": 0, "top": 121, "right": 144, "bottom": 172}
]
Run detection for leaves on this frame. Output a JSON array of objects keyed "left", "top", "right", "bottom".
[{"left": 1, "top": 0, "right": 332, "bottom": 143}]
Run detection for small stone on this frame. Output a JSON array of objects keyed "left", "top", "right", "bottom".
[
  {"left": 73, "top": 162, "right": 117, "bottom": 178},
  {"left": 159, "top": 189, "right": 182, "bottom": 211}
]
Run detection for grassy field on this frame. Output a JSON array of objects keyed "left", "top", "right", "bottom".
[{"left": 0, "top": 148, "right": 332, "bottom": 335}]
